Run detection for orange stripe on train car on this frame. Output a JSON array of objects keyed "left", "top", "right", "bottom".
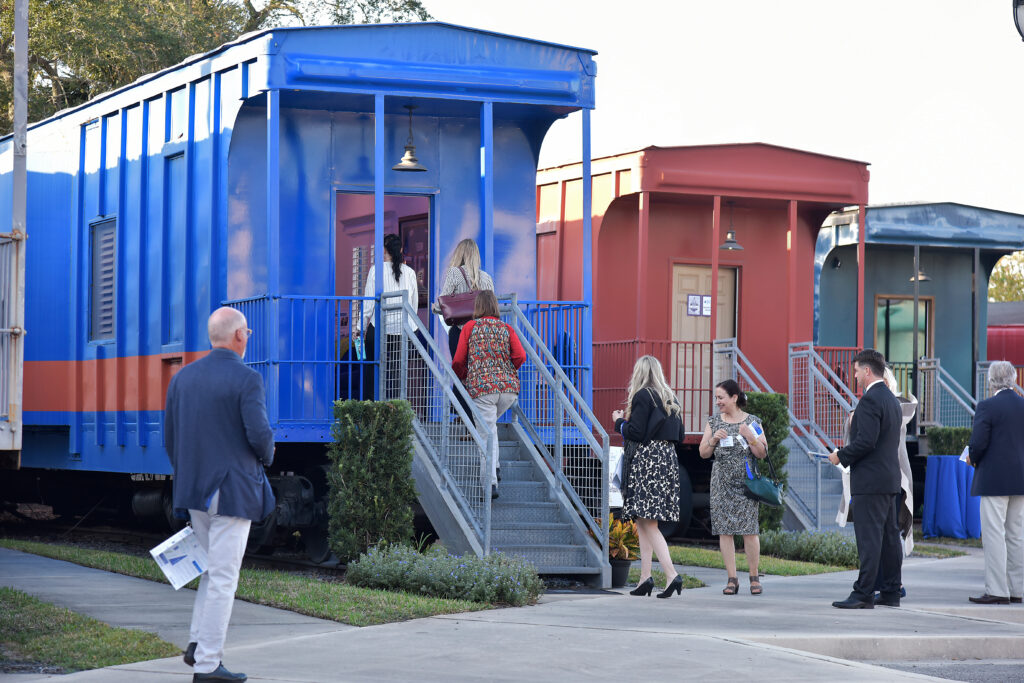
[{"left": 24, "top": 351, "right": 208, "bottom": 413}]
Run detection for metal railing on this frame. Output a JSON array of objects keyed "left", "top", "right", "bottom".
[
  {"left": 975, "top": 361, "right": 1024, "bottom": 400},
  {"left": 0, "top": 230, "right": 25, "bottom": 450},
  {"left": 786, "top": 342, "right": 859, "bottom": 531},
  {"left": 379, "top": 292, "right": 495, "bottom": 555},
  {"left": 594, "top": 339, "right": 713, "bottom": 437},
  {"left": 500, "top": 295, "right": 609, "bottom": 555},
  {"left": 918, "top": 358, "right": 975, "bottom": 429},
  {"left": 712, "top": 337, "right": 774, "bottom": 394}
]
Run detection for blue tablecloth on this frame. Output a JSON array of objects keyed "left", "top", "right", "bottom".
[{"left": 922, "top": 455, "right": 981, "bottom": 539}]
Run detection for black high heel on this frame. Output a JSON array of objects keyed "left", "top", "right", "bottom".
[
  {"left": 657, "top": 575, "right": 683, "bottom": 598},
  {"left": 629, "top": 577, "right": 654, "bottom": 596}
]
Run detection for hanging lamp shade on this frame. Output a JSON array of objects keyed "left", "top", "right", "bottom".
[
  {"left": 393, "top": 104, "right": 427, "bottom": 172},
  {"left": 720, "top": 201, "right": 744, "bottom": 250}
]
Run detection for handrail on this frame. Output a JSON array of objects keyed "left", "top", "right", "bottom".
[
  {"left": 500, "top": 295, "right": 609, "bottom": 557},
  {"left": 380, "top": 291, "right": 494, "bottom": 554},
  {"left": 713, "top": 337, "right": 775, "bottom": 393}
]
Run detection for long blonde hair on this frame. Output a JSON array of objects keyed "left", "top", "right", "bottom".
[
  {"left": 448, "top": 238, "right": 482, "bottom": 289},
  {"left": 624, "top": 355, "right": 681, "bottom": 419}
]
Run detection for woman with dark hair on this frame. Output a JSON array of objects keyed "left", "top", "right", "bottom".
[
  {"left": 452, "top": 290, "right": 526, "bottom": 499},
  {"left": 355, "top": 233, "right": 419, "bottom": 398},
  {"left": 699, "top": 379, "right": 768, "bottom": 595}
]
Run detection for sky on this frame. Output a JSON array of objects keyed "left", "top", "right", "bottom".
[{"left": 422, "top": 0, "right": 1024, "bottom": 215}]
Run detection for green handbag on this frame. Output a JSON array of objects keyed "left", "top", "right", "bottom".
[{"left": 742, "top": 452, "right": 785, "bottom": 508}]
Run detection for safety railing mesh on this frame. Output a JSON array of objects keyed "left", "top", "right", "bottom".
[
  {"left": 380, "top": 292, "right": 491, "bottom": 550},
  {"left": 975, "top": 361, "right": 1024, "bottom": 400},
  {"left": 500, "top": 298, "right": 607, "bottom": 545},
  {"left": 918, "top": 358, "right": 975, "bottom": 429}
]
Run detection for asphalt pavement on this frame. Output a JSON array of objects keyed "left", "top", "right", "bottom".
[{"left": 1, "top": 544, "right": 1022, "bottom": 682}]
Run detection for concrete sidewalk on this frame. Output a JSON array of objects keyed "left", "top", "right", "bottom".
[{"left": 2, "top": 546, "right": 1023, "bottom": 682}]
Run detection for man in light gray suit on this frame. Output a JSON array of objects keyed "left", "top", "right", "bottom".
[{"left": 165, "top": 307, "right": 275, "bottom": 683}]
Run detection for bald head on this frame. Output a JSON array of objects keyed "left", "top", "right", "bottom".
[{"left": 208, "top": 307, "right": 247, "bottom": 347}]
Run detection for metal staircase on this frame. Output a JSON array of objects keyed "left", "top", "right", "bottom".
[{"left": 380, "top": 292, "right": 609, "bottom": 585}]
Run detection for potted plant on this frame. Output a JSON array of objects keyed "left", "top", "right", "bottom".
[{"left": 608, "top": 518, "right": 639, "bottom": 588}]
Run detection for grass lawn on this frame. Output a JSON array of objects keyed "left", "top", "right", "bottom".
[
  {"left": 912, "top": 543, "right": 968, "bottom": 559},
  {"left": 913, "top": 529, "right": 983, "bottom": 548},
  {"left": 0, "top": 539, "right": 487, "bottom": 627},
  {"left": 668, "top": 545, "right": 854, "bottom": 575},
  {"left": 626, "top": 568, "right": 705, "bottom": 589},
  {"left": 0, "top": 586, "right": 179, "bottom": 673}
]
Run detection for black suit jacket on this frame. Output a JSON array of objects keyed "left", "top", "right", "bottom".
[
  {"left": 968, "top": 389, "right": 1024, "bottom": 497},
  {"left": 837, "top": 381, "right": 902, "bottom": 495}
]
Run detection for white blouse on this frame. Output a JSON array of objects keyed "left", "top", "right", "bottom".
[{"left": 357, "top": 263, "right": 419, "bottom": 336}]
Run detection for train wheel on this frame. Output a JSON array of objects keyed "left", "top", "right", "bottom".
[{"left": 303, "top": 465, "right": 335, "bottom": 564}]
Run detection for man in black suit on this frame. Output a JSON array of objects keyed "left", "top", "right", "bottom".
[
  {"left": 966, "top": 360, "right": 1024, "bottom": 605},
  {"left": 828, "top": 348, "right": 904, "bottom": 609}
]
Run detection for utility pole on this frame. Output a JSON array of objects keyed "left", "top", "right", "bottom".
[{"left": 1, "top": 0, "right": 28, "bottom": 464}]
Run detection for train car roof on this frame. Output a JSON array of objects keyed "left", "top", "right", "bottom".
[{"left": 1, "top": 22, "right": 597, "bottom": 143}]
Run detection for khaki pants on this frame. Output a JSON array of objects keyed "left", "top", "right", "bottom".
[
  {"left": 473, "top": 392, "right": 517, "bottom": 486},
  {"left": 980, "top": 495, "right": 1024, "bottom": 599}
]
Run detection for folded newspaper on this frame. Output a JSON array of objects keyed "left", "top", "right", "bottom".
[{"left": 150, "top": 526, "right": 208, "bottom": 590}]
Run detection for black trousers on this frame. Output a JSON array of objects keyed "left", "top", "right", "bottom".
[
  {"left": 448, "top": 324, "right": 473, "bottom": 423},
  {"left": 851, "top": 492, "right": 903, "bottom": 600}
]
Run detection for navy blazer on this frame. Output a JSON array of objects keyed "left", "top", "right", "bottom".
[
  {"left": 837, "top": 381, "right": 902, "bottom": 495},
  {"left": 164, "top": 348, "right": 276, "bottom": 521},
  {"left": 968, "top": 389, "right": 1024, "bottom": 497}
]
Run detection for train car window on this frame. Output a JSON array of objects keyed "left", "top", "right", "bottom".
[
  {"left": 874, "top": 296, "right": 932, "bottom": 372},
  {"left": 89, "top": 218, "right": 117, "bottom": 341}
]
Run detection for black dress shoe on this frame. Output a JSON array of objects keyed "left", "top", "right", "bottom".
[
  {"left": 873, "top": 594, "right": 900, "bottom": 607},
  {"left": 193, "top": 663, "right": 246, "bottom": 682},
  {"left": 629, "top": 577, "right": 654, "bottom": 596},
  {"left": 183, "top": 641, "right": 197, "bottom": 666},
  {"left": 656, "top": 574, "right": 683, "bottom": 598},
  {"left": 969, "top": 594, "right": 1010, "bottom": 604},
  {"left": 832, "top": 596, "right": 873, "bottom": 609},
  {"left": 1012, "top": 597, "right": 1022, "bottom": 604},
  {"left": 491, "top": 484, "right": 499, "bottom": 500}
]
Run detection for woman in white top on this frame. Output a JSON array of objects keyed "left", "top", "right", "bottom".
[
  {"left": 355, "top": 233, "right": 419, "bottom": 398},
  {"left": 434, "top": 239, "right": 494, "bottom": 421}
]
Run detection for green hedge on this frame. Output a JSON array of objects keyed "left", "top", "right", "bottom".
[
  {"left": 746, "top": 391, "right": 789, "bottom": 532},
  {"left": 327, "top": 400, "right": 418, "bottom": 563},
  {"left": 345, "top": 544, "right": 545, "bottom": 606},
  {"left": 927, "top": 426, "right": 972, "bottom": 456},
  {"left": 760, "top": 529, "right": 859, "bottom": 568}
]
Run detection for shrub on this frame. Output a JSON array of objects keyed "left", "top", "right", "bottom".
[
  {"left": 327, "top": 400, "right": 418, "bottom": 563},
  {"left": 760, "top": 529, "right": 859, "bottom": 568},
  {"left": 746, "top": 391, "right": 790, "bottom": 532},
  {"left": 927, "top": 426, "right": 972, "bottom": 456},
  {"left": 345, "top": 544, "right": 545, "bottom": 606},
  {"left": 608, "top": 518, "right": 639, "bottom": 560}
]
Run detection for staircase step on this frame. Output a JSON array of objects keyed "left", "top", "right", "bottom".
[
  {"left": 494, "top": 481, "right": 550, "bottom": 503},
  {"left": 491, "top": 501, "right": 562, "bottom": 524},
  {"left": 491, "top": 544, "right": 589, "bottom": 568},
  {"left": 491, "top": 523, "right": 577, "bottom": 545},
  {"left": 499, "top": 462, "right": 538, "bottom": 482},
  {"left": 530, "top": 565, "right": 603, "bottom": 575}
]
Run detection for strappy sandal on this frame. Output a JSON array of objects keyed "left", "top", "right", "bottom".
[
  {"left": 722, "top": 576, "right": 739, "bottom": 595},
  {"left": 749, "top": 575, "right": 763, "bottom": 595}
]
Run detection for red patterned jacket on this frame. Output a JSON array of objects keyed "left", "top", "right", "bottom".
[{"left": 452, "top": 317, "right": 526, "bottom": 399}]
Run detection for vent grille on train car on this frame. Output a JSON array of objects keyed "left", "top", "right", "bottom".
[{"left": 90, "top": 218, "right": 116, "bottom": 341}]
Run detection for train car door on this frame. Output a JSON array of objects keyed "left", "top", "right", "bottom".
[{"left": 670, "top": 264, "right": 737, "bottom": 430}]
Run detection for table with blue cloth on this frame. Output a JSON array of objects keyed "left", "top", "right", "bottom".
[{"left": 922, "top": 455, "right": 981, "bottom": 539}]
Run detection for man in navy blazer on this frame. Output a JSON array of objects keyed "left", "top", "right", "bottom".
[
  {"left": 828, "top": 349, "right": 904, "bottom": 609},
  {"left": 165, "top": 307, "right": 275, "bottom": 682},
  {"left": 966, "top": 360, "right": 1024, "bottom": 605}
]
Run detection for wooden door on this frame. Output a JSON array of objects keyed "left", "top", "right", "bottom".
[{"left": 670, "top": 265, "right": 736, "bottom": 431}]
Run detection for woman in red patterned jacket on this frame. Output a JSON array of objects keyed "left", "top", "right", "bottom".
[{"left": 452, "top": 290, "right": 527, "bottom": 499}]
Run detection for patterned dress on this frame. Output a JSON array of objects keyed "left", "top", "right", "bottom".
[
  {"left": 622, "top": 440, "right": 681, "bottom": 522},
  {"left": 709, "top": 413, "right": 761, "bottom": 535}
]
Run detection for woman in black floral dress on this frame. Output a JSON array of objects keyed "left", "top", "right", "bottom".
[
  {"left": 612, "top": 356, "right": 686, "bottom": 598},
  {"left": 699, "top": 379, "right": 768, "bottom": 595}
]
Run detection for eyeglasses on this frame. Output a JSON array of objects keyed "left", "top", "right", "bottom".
[{"left": 239, "top": 328, "right": 252, "bottom": 338}]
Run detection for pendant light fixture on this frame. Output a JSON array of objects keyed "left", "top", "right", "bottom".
[
  {"left": 392, "top": 104, "right": 427, "bottom": 173},
  {"left": 720, "top": 200, "right": 744, "bottom": 250}
]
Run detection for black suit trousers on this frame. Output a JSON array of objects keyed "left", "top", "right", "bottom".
[{"left": 851, "top": 493, "right": 902, "bottom": 600}]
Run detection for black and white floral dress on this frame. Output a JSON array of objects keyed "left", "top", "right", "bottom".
[
  {"left": 623, "top": 439, "right": 681, "bottom": 522},
  {"left": 708, "top": 413, "right": 760, "bottom": 535}
]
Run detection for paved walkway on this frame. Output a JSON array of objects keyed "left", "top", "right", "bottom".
[{"left": 2, "top": 545, "right": 1023, "bottom": 681}]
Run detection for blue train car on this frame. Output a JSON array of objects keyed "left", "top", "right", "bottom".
[{"left": 0, "top": 24, "right": 601, "bottom": 565}]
